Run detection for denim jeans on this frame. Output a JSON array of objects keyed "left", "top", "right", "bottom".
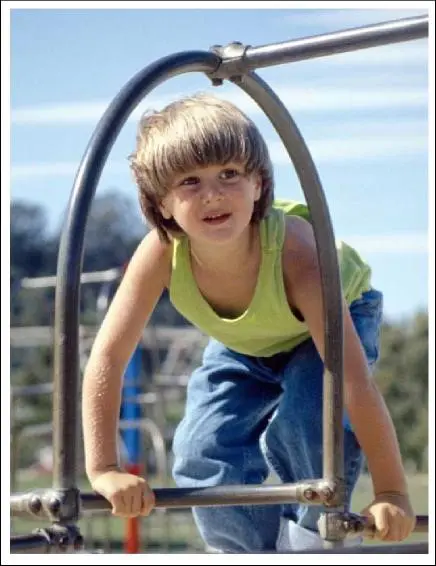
[{"left": 172, "top": 288, "right": 383, "bottom": 552}]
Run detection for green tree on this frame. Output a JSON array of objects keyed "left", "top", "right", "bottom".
[
  {"left": 11, "top": 201, "right": 51, "bottom": 279},
  {"left": 375, "top": 312, "right": 428, "bottom": 472},
  {"left": 82, "top": 189, "right": 146, "bottom": 271}
]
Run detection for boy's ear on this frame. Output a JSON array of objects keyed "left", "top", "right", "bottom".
[
  {"left": 159, "top": 202, "right": 173, "bottom": 220},
  {"left": 254, "top": 176, "right": 262, "bottom": 202}
]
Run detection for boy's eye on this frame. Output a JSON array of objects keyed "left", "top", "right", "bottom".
[
  {"left": 220, "top": 168, "right": 241, "bottom": 180},
  {"left": 179, "top": 176, "right": 199, "bottom": 187}
]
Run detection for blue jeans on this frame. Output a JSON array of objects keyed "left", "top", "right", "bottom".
[{"left": 172, "top": 289, "right": 383, "bottom": 552}]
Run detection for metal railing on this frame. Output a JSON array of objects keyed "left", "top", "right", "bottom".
[{"left": 10, "top": 14, "right": 429, "bottom": 553}]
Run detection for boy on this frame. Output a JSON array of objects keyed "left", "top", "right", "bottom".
[{"left": 82, "top": 94, "right": 415, "bottom": 552}]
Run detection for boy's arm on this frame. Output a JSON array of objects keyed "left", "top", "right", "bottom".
[
  {"left": 281, "top": 216, "right": 408, "bottom": 497},
  {"left": 82, "top": 229, "right": 170, "bottom": 482}
]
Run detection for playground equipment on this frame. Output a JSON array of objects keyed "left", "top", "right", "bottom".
[
  {"left": 10, "top": 14, "right": 430, "bottom": 553},
  {"left": 11, "top": 270, "right": 188, "bottom": 551}
]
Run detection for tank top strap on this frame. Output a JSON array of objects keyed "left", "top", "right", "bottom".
[{"left": 260, "top": 206, "right": 286, "bottom": 254}]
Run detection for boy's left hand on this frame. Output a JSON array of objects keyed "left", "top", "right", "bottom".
[{"left": 361, "top": 492, "right": 416, "bottom": 542}]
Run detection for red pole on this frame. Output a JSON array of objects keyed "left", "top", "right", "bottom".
[{"left": 123, "top": 463, "right": 143, "bottom": 553}]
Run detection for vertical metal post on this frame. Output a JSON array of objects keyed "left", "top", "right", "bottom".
[
  {"left": 50, "top": 50, "right": 220, "bottom": 496},
  {"left": 121, "top": 347, "right": 143, "bottom": 553},
  {"left": 233, "top": 72, "right": 344, "bottom": 491}
]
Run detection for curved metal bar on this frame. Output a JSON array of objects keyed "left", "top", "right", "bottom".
[
  {"left": 51, "top": 50, "right": 220, "bottom": 490},
  {"left": 233, "top": 72, "right": 344, "bottom": 486},
  {"left": 119, "top": 417, "right": 168, "bottom": 480}
]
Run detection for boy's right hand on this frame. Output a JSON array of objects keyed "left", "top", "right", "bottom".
[{"left": 90, "top": 469, "right": 155, "bottom": 517}]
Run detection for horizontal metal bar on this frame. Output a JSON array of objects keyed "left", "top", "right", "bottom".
[
  {"left": 244, "top": 15, "right": 428, "bottom": 71},
  {"left": 11, "top": 382, "right": 54, "bottom": 398},
  {"left": 10, "top": 533, "right": 428, "bottom": 555},
  {"left": 10, "top": 482, "right": 324, "bottom": 520},
  {"left": 80, "top": 492, "right": 429, "bottom": 536},
  {"left": 10, "top": 324, "right": 204, "bottom": 349},
  {"left": 10, "top": 534, "right": 50, "bottom": 554},
  {"left": 281, "top": 542, "right": 429, "bottom": 554},
  {"left": 209, "top": 15, "right": 428, "bottom": 82},
  {"left": 11, "top": 486, "right": 431, "bottom": 535},
  {"left": 19, "top": 267, "right": 123, "bottom": 289},
  {"left": 81, "top": 483, "right": 307, "bottom": 510},
  {"left": 406, "top": 514, "right": 428, "bottom": 534}
]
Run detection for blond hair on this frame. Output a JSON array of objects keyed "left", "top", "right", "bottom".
[{"left": 129, "top": 93, "right": 274, "bottom": 242}]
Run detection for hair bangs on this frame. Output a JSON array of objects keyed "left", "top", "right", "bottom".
[{"left": 152, "top": 110, "right": 264, "bottom": 189}]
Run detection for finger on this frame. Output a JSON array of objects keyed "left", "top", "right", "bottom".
[
  {"left": 141, "top": 489, "right": 155, "bottom": 516},
  {"left": 140, "top": 495, "right": 153, "bottom": 516},
  {"left": 112, "top": 493, "right": 133, "bottom": 517},
  {"left": 400, "top": 518, "right": 415, "bottom": 541},
  {"left": 383, "top": 524, "right": 402, "bottom": 542},
  {"left": 361, "top": 512, "right": 377, "bottom": 539},
  {"left": 385, "top": 510, "right": 411, "bottom": 542},
  {"left": 130, "top": 491, "right": 143, "bottom": 516},
  {"left": 110, "top": 493, "right": 124, "bottom": 516},
  {"left": 373, "top": 508, "right": 390, "bottom": 540},
  {"left": 407, "top": 516, "right": 417, "bottom": 537},
  {"left": 127, "top": 492, "right": 144, "bottom": 517}
]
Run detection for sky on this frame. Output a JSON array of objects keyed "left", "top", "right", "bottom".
[{"left": 5, "top": 1, "right": 434, "bottom": 322}]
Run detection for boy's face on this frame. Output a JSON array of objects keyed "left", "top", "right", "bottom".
[{"left": 160, "top": 162, "right": 261, "bottom": 244}]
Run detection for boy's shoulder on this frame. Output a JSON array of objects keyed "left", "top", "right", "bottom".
[{"left": 271, "top": 199, "right": 311, "bottom": 222}]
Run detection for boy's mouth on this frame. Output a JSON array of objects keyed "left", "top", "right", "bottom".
[{"left": 202, "top": 212, "right": 232, "bottom": 225}]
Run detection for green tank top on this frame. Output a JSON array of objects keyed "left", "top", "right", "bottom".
[{"left": 169, "top": 200, "right": 372, "bottom": 357}]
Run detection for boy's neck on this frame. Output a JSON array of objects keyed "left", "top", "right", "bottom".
[{"left": 189, "top": 224, "right": 259, "bottom": 274}]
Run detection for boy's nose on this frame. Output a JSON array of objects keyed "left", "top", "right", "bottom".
[{"left": 201, "top": 182, "right": 224, "bottom": 203}]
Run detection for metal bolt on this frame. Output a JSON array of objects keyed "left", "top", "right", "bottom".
[
  {"left": 230, "top": 75, "right": 243, "bottom": 84},
  {"left": 322, "top": 486, "right": 333, "bottom": 500},
  {"left": 29, "top": 495, "right": 42, "bottom": 514},
  {"left": 48, "top": 497, "right": 61, "bottom": 515},
  {"left": 303, "top": 488, "right": 316, "bottom": 500}
]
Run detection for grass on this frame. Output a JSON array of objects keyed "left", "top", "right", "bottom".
[{"left": 10, "top": 472, "right": 428, "bottom": 553}]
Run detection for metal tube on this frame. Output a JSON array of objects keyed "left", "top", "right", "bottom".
[
  {"left": 282, "top": 542, "right": 429, "bottom": 554},
  {"left": 10, "top": 534, "right": 50, "bottom": 554},
  {"left": 10, "top": 489, "right": 430, "bottom": 535},
  {"left": 234, "top": 72, "right": 344, "bottom": 487},
  {"left": 9, "top": 533, "right": 428, "bottom": 555},
  {"left": 51, "top": 50, "right": 220, "bottom": 490},
  {"left": 20, "top": 268, "right": 122, "bottom": 289},
  {"left": 244, "top": 15, "right": 428, "bottom": 71},
  {"left": 81, "top": 483, "right": 305, "bottom": 511},
  {"left": 79, "top": 492, "right": 432, "bottom": 537}
]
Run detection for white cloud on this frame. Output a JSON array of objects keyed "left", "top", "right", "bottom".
[
  {"left": 11, "top": 84, "right": 428, "bottom": 126},
  {"left": 340, "top": 232, "right": 428, "bottom": 254},
  {"left": 10, "top": 126, "right": 428, "bottom": 182},
  {"left": 282, "top": 8, "right": 428, "bottom": 29},
  {"left": 232, "top": 86, "right": 428, "bottom": 114},
  {"left": 276, "top": 8, "right": 428, "bottom": 69},
  {"left": 10, "top": 161, "right": 128, "bottom": 180},
  {"left": 267, "top": 133, "right": 427, "bottom": 165},
  {"left": 317, "top": 40, "right": 428, "bottom": 67},
  {"left": 11, "top": 102, "right": 113, "bottom": 126}
]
